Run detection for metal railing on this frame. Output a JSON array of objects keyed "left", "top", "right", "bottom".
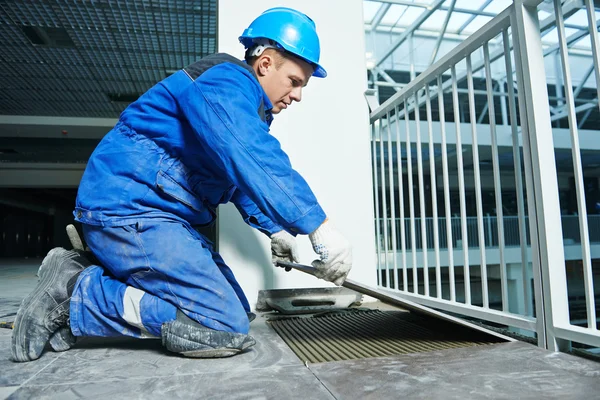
[
  {"left": 369, "top": 0, "right": 600, "bottom": 351},
  {"left": 376, "top": 214, "right": 600, "bottom": 250}
]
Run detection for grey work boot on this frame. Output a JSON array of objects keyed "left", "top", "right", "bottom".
[
  {"left": 11, "top": 248, "right": 92, "bottom": 362},
  {"left": 161, "top": 311, "right": 256, "bottom": 358}
]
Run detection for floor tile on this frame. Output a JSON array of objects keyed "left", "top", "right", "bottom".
[
  {"left": 24, "top": 316, "right": 302, "bottom": 386},
  {"left": 309, "top": 341, "right": 600, "bottom": 400},
  {"left": 11, "top": 364, "right": 334, "bottom": 400},
  {"left": 0, "top": 330, "right": 63, "bottom": 387},
  {"left": 0, "top": 386, "right": 19, "bottom": 400}
]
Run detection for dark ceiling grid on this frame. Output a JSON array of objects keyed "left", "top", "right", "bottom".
[
  {"left": 127, "top": 2, "right": 158, "bottom": 91},
  {"left": 4, "top": 1, "right": 76, "bottom": 115},
  {"left": 54, "top": 1, "right": 117, "bottom": 115},
  {"left": 0, "top": 25, "right": 59, "bottom": 115},
  {"left": 104, "top": 1, "right": 141, "bottom": 96},
  {"left": 0, "top": 0, "right": 218, "bottom": 118}
]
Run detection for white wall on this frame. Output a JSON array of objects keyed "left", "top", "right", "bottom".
[{"left": 218, "top": 0, "right": 377, "bottom": 308}]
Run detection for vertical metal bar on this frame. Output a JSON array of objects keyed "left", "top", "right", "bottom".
[
  {"left": 395, "top": 105, "right": 409, "bottom": 292},
  {"left": 438, "top": 75, "right": 456, "bottom": 302},
  {"left": 585, "top": 0, "right": 600, "bottom": 112},
  {"left": 486, "top": 215, "right": 493, "bottom": 246},
  {"left": 387, "top": 110, "right": 399, "bottom": 289},
  {"left": 500, "top": 79, "right": 509, "bottom": 126},
  {"left": 553, "top": 52, "right": 564, "bottom": 113},
  {"left": 414, "top": 92, "right": 429, "bottom": 296},
  {"left": 503, "top": 29, "right": 530, "bottom": 317},
  {"left": 405, "top": 100, "right": 419, "bottom": 294},
  {"left": 426, "top": 85, "right": 442, "bottom": 299},
  {"left": 451, "top": 65, "right": 471, "bottom": 305},
  {"left": 467, "top": 54, "right": 489, "bottom": 308},
  {"left": 484, "top": 42, "right": 508, "bottom": 312},
  {"left": 512, "top": 1, "right": 569, "bottom": 350},
  {"left": 379, "top": 115, "right": 390, "bottom": 288},
  {"left": 555, "top": 0, "right": 596, "bottom": 329},
  {"left": 410, "top": 34, "right": 416, "bottom": 81},
  {"left": 372, "top": 122, "right": 382, "bottom": 285}
]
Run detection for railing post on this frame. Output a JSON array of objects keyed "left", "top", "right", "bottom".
[{"left": 511, "top": 1, "right": 570, "bottom": 351}]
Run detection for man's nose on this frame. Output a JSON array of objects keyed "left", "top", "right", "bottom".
[{"left": 290, "top": 87, "right": 303, "bottom": 103}]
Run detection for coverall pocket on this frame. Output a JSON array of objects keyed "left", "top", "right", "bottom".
[{"left": 156, "top": 169, "right": 204, "bottom": 212}]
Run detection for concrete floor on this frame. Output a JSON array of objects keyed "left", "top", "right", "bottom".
[{"left": 1, "top": 258, "right": 600, "bottom": 399}]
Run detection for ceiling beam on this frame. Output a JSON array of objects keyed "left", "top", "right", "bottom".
[
  {"left": 430, "top": 0, "right": 457, "bottom": 65},
  {"left": 0, "top": 163, "right": 84, "bottom": 188},
  {"left": 375, "top": 0, "right": 446, "bottom": 68},
  {"left": 371, "top": 3, "right": 392, "bottom": 31},
  {"left": 0, "top": 115, "right": 116, "bottom": 139},
  {"left": 458, "top": 0, "right": 495, "bottom": 34}
]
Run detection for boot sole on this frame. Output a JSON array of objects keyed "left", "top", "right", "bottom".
[
  {"left": 180, "top": 348, "right": 241, "bottom": 358},
  {"left": 177, "top": 338, "right": 255, "bottom": 358}
]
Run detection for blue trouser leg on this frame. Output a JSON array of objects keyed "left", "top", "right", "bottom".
[
  {"left": 70, "top": 266, "right": 176, "bottom": 337},
  {"left": 70, "top": 220, "right": 250, "bottom": 338},
  {"left": 212, "top": 251, "right": 251, "bottom": 313}
]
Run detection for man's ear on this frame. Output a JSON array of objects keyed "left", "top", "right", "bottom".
[{"left": 256, "top": 54, "right": 273, "bottom": 77}]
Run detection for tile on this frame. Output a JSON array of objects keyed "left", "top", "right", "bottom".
[
  {"left": 0, "top": 259, "right": 41, "bottom": 300},
  {"left": 25, "top": 316, "right": 303, "bottom": 385},
  {"left": 11, "top": 364, "right": 334, "bottom": 400},
  {"left": 0, "top": 298, "right": 21, "bottom": 323},
  {"left": 0, "top": 330, "right": 63, "bottom": 387},
  {"left": 0, "top": 387, "right": 19, "bottom": 400},
  {"left": 0, "top": 259, "right": 41, "bottom": 323},
  {"left": 309, "top": 341, "right": 600, "bottom": 400}
]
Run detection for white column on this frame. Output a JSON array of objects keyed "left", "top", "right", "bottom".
[
  {"left": 217, "top": 0, "right": 376, "bottom": 308},
  {"left": 512, "top": 0, "right": 570, "bottom": 350}
]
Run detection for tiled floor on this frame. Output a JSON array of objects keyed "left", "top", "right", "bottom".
[{"left": 1, "top": 258, "right": 600, "bottom": 399}]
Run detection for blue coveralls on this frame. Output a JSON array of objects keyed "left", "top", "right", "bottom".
[{"left": 70, "top": 54, "right": 326, "bottom": 338}]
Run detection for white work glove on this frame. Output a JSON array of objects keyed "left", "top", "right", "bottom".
[
  {"left": 309, "top": 221, "right": 352, "bottom": 286},
  {"left": 271, "top": 230, "right": 299, "bottom": 268}
]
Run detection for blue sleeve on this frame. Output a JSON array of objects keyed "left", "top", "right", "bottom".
[
  {"left": 231, "top": 189, "right": 283, "bottom": 237},
  {"left": 175, "top": 62, "right": 326, "bottom": 235}
]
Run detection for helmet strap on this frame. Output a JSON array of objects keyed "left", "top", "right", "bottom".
[{"left": 249, "top": 38, "right": 281, "bottom": 57}]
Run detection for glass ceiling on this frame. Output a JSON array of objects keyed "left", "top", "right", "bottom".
[{"left": 363, "top": 0, "right": 600, "bottom": 48}]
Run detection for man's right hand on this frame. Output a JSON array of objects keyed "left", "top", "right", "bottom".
[{"left": 308, "top": 220, "right": 352, "bottom": 286}]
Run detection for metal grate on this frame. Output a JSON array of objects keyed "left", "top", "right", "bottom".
[
  {"left": 0, "top": 0, "right": 217, "bottom": 117},
  {"left": 269, "top": 310, "right": 503, "bottom": 363}
]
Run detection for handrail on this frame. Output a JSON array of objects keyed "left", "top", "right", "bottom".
[{"left": 370, "top": 7, "right": 512, "bottom": 122}]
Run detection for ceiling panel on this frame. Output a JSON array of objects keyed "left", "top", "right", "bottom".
[{"left": 0, "top": 0, "right": 217, "bottom": 118}]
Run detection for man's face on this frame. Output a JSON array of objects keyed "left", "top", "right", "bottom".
[{"left": 256, "top": 52, "right": 313, "bottom": 114}]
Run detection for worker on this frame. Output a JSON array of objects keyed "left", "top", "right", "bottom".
[{"left": 11, "top": 7, "right": 352, "bottom": 362}]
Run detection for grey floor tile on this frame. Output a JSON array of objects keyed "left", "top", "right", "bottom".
[
  {"left": 309, "top": 341, "right": 600, "bottom": 400},
  {"left": 0, "top": 330, "right": 63, "bottom": 387},
  {"left": 0, "top": 259, "right": 41, "bottom": 300},
  {"left": 0, "top": 299, "right": 21, "bottom": 323},
  {"left": 10, "top": 364, "right": 334, "bottom": 400},
  {"left": 24, "top": 316, "right": 303, "bottom": 386},
  {"left": 0, "top": 386, "right": 19, "bottom": 400},
  {"left": 0, "top": 259, "right": 40, "bottom": 323}
]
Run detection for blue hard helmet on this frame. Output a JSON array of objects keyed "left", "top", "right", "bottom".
[{"left": 239, "top": 7, "right": 327, "bottom": 78}]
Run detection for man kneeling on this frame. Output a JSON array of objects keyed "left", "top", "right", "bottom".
[{"left": 11, "top": 7, "right": 352, "bottom": 362}]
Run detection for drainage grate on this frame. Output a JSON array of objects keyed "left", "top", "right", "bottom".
[{"left": 269, "top": 310, "right": 504, "bottom": 363}]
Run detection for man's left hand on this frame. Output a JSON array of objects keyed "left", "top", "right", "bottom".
[{"left": 271, "top": 230, "right": 299, "bottom": 269}]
